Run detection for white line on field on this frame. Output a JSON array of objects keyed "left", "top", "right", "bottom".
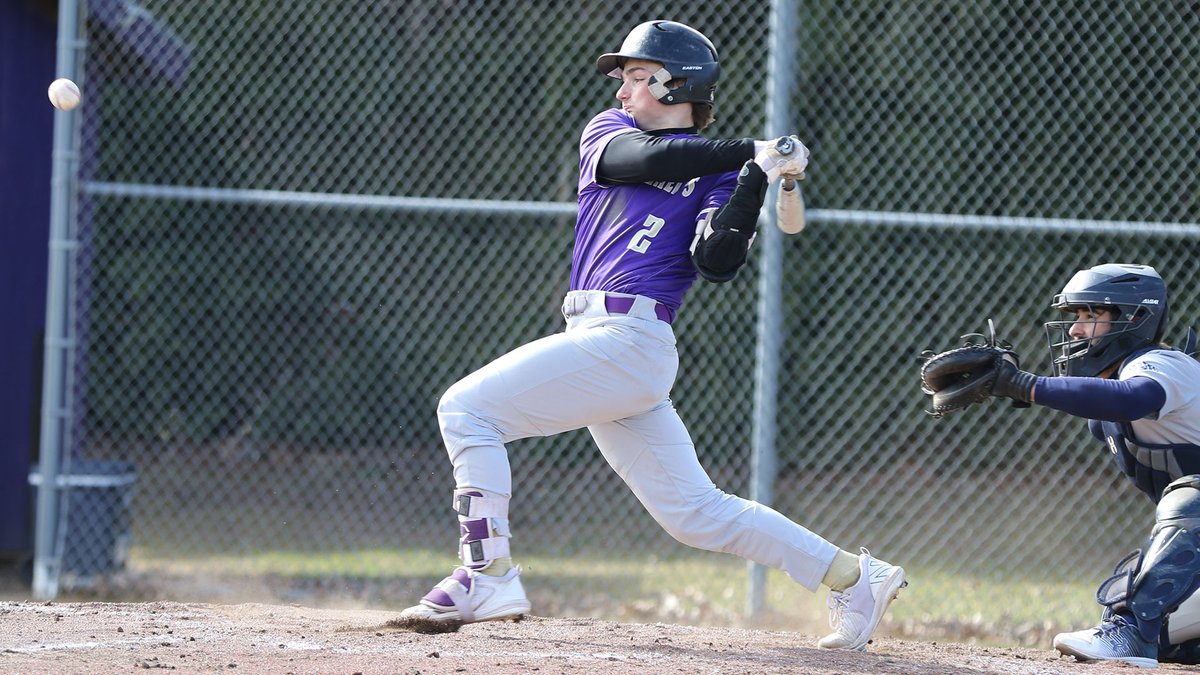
[
  {"left": 5, "top": 635, "right": 182, "bottom": 654},
  {"left": 394, "top": 647, "right": 669, "bottom": 663}
]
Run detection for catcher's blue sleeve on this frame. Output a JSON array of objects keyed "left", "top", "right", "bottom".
[{"left": 1036, "top": 375, "right": 1166, "bottom": 421}]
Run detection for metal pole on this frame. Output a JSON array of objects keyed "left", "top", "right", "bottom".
[
  {"left": 748, "top": 0, "right": 797, "bottom": 617},
  {"left": 34, "top": 0, "right": 85, "bottom": 600}
]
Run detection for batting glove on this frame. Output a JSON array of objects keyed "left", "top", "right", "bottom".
[{"left": 753, "top": 135, "right": 810, "bottom": 183}]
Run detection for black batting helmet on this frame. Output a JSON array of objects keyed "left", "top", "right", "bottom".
[
  {"left": 1044, "top": 263, "right": 1169, "bottom": 377},
  {"left": 596, "top": 20, "right": 720, "bottom": 105}
]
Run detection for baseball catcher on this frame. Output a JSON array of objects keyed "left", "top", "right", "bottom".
[{"left": 922, "top": 263, "right": 1200, "bottom": 667}]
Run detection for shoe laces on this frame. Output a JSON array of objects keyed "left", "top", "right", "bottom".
[
  {"left": 1096, "top": 615, "right": 1132, "bottom": 636},
  {"left": 825, "top": 591, "right": 850, "bottom": 630}
]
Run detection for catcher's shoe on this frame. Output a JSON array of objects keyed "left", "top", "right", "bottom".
[
  {"left": 1053, "top": 615, "right": 1158, "bottom": 668},
  {"left": 817, "top": 548, "right": 907, "bottom": 651},
  {"left": 397, "top": 566, "right": 530, "bottom": 630}
]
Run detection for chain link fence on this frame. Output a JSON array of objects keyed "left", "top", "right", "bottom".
[{"left": 37, "top": 0, "right": 1200, "bottom": 645}]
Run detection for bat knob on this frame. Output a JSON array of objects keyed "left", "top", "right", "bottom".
[{"left": 775, "top": 136, "right": 795, "bottom": 155}]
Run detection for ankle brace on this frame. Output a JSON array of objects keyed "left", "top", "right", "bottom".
[{"left": 454, "top": 489, "right": 511, "bottom": 571}]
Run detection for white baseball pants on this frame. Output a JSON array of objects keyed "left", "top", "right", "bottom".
[{"left": 436, "top": 290, "right": 838, "bottom": 590}]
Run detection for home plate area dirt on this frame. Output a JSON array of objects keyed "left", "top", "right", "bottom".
[{"left": 1, "top": 601, "right": 1190, "bottom": 674}]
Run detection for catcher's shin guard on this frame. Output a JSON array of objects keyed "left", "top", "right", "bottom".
[
  {"left": 1098, "top": 475, "right": 1200, "bottom": 643},
  {"left": 454, "top": 488, "right": 512, "bottom": 570}
]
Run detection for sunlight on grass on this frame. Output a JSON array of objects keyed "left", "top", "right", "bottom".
[{"left": 130, "top": 545, "right": 1099, "bottom": 645}]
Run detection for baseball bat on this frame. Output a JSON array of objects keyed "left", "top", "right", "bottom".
[{"left": 776, "top": 177, "right": 806, "bottom": 234}]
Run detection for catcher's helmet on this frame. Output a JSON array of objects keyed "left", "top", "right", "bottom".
[
  {"left": 1044, "top": 263, "right": 1169, "bottom": 377},
  {"left": 596, "top": 20, "right": 720, "bottom": 105}
]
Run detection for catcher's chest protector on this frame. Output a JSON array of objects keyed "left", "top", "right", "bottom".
[{"left": 1101, "top": 421, "right": 1200, "bottom": 502}]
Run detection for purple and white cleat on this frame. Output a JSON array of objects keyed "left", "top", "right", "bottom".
[{"left": 394, "top": 565, "right": 530, "bottom": 633}]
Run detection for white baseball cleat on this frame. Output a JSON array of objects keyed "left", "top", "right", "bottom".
[
  {"left": 394, "top": 565, "right": 530, "bottom": 632},
  {"left": 1053, "top": 615, "right": 1159, "bottom": 668},
  {"left": 818, "top": 548, "right": 907, "bottom": 651}
]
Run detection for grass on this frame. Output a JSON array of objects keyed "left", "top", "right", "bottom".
[{"left": 124, "top": 545, "right": 1100, "bottom": 647}]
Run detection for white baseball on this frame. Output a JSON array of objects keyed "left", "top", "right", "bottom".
[{"left": 48, "top": 78, "right": 81, "bottom": 111}]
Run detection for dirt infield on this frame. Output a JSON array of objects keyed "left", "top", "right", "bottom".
[{"left": 1, "top": 600, "right": 1191, "bottom": 674}]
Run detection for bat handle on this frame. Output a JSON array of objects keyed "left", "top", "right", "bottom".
[{"left": 775, "top": 177, "right": 806, "bottom": 235}]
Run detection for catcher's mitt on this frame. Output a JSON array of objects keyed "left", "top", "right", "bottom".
[{"left": 920, "top": 319, "right": 1024, "bottom": 418}]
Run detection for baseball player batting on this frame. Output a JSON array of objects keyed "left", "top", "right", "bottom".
[
  {"left": 921, "top": 263, "right": 1200, "bottom": 667},
  {"left": 396, "top": 20, "right": 907, "bottom": 649}
]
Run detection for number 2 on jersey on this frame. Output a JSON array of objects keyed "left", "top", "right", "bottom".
[{"left": 628, "top": 214, "right": 666, "bottom": 254}]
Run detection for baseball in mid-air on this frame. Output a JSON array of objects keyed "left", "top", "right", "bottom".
[{"left": 48, "top": 78, "right": 81, "bottom": 111}]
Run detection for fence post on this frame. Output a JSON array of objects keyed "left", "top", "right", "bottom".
[
  {"left": 748, "top": 0, "right": 798, "bottom": 617},
  {"left": 33, "top": 0, "right": 86, "bottom": 600}
]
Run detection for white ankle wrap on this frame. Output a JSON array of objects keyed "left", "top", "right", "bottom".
[{"left": 453, "top": 490, "right": 511, "bottom": 569}]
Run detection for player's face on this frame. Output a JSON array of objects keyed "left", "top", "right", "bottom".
[
  {"left": 614, "top": 59, "right": 692, "bottom": 131},
  {"left": 1069, "top": 307, "right": 1115, "bottom": 344}
]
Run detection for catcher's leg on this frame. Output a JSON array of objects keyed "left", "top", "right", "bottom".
[
  {"left": 1163, "top": 591, "right": 1200, "bottom": 663},
  {"left": 1160, "top": 478, "right": 1200, "bottom": 664},
  {"left": 1122, "top": 476, "right": 1200, "bottom": 642},
  {"left": 1056, "top": 476, "right": 1200, "bottom": 666}
]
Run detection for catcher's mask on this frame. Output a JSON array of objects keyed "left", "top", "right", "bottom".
[
  {"left": 1044, "top": 263, "right": 1168, "bottom": 377},
  {"left": 596, "top": 20, "right": 720, "bottom": 106}
]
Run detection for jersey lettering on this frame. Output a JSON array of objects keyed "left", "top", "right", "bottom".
[
  {"left": 647, "top": 180, "right": 684, "bottom": 195},
  {"left": 627, "top": 214, "right": 666, "bottom": 254}
]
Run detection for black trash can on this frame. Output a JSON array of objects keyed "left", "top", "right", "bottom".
[{"left": 29, "top": 459, "right": 137, "bottom": 587}]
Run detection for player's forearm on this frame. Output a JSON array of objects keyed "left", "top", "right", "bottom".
[
  {"left": 598, "top": 133, "right": 754, "bottom": 183},
  {"left": 1035, "top": 375, "right": 1166, "bottom": 421},
  {"left": 690, "top": 161, "right": 767, "bottom": 282}
]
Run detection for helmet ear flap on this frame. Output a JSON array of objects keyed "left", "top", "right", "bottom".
[
  {"left": 1154, "top": 304, "right": 1170, "bottom": 343},
  {"left": 1130, "top": 304, "right": 1170, "bottom": 344},
  {"left": 646, "top": 67, "right": 675, "bottom": 102}
]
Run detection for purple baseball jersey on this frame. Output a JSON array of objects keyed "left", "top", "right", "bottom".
[{"left": 571, "top": 109, "right": 739, "bottom": 314}]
